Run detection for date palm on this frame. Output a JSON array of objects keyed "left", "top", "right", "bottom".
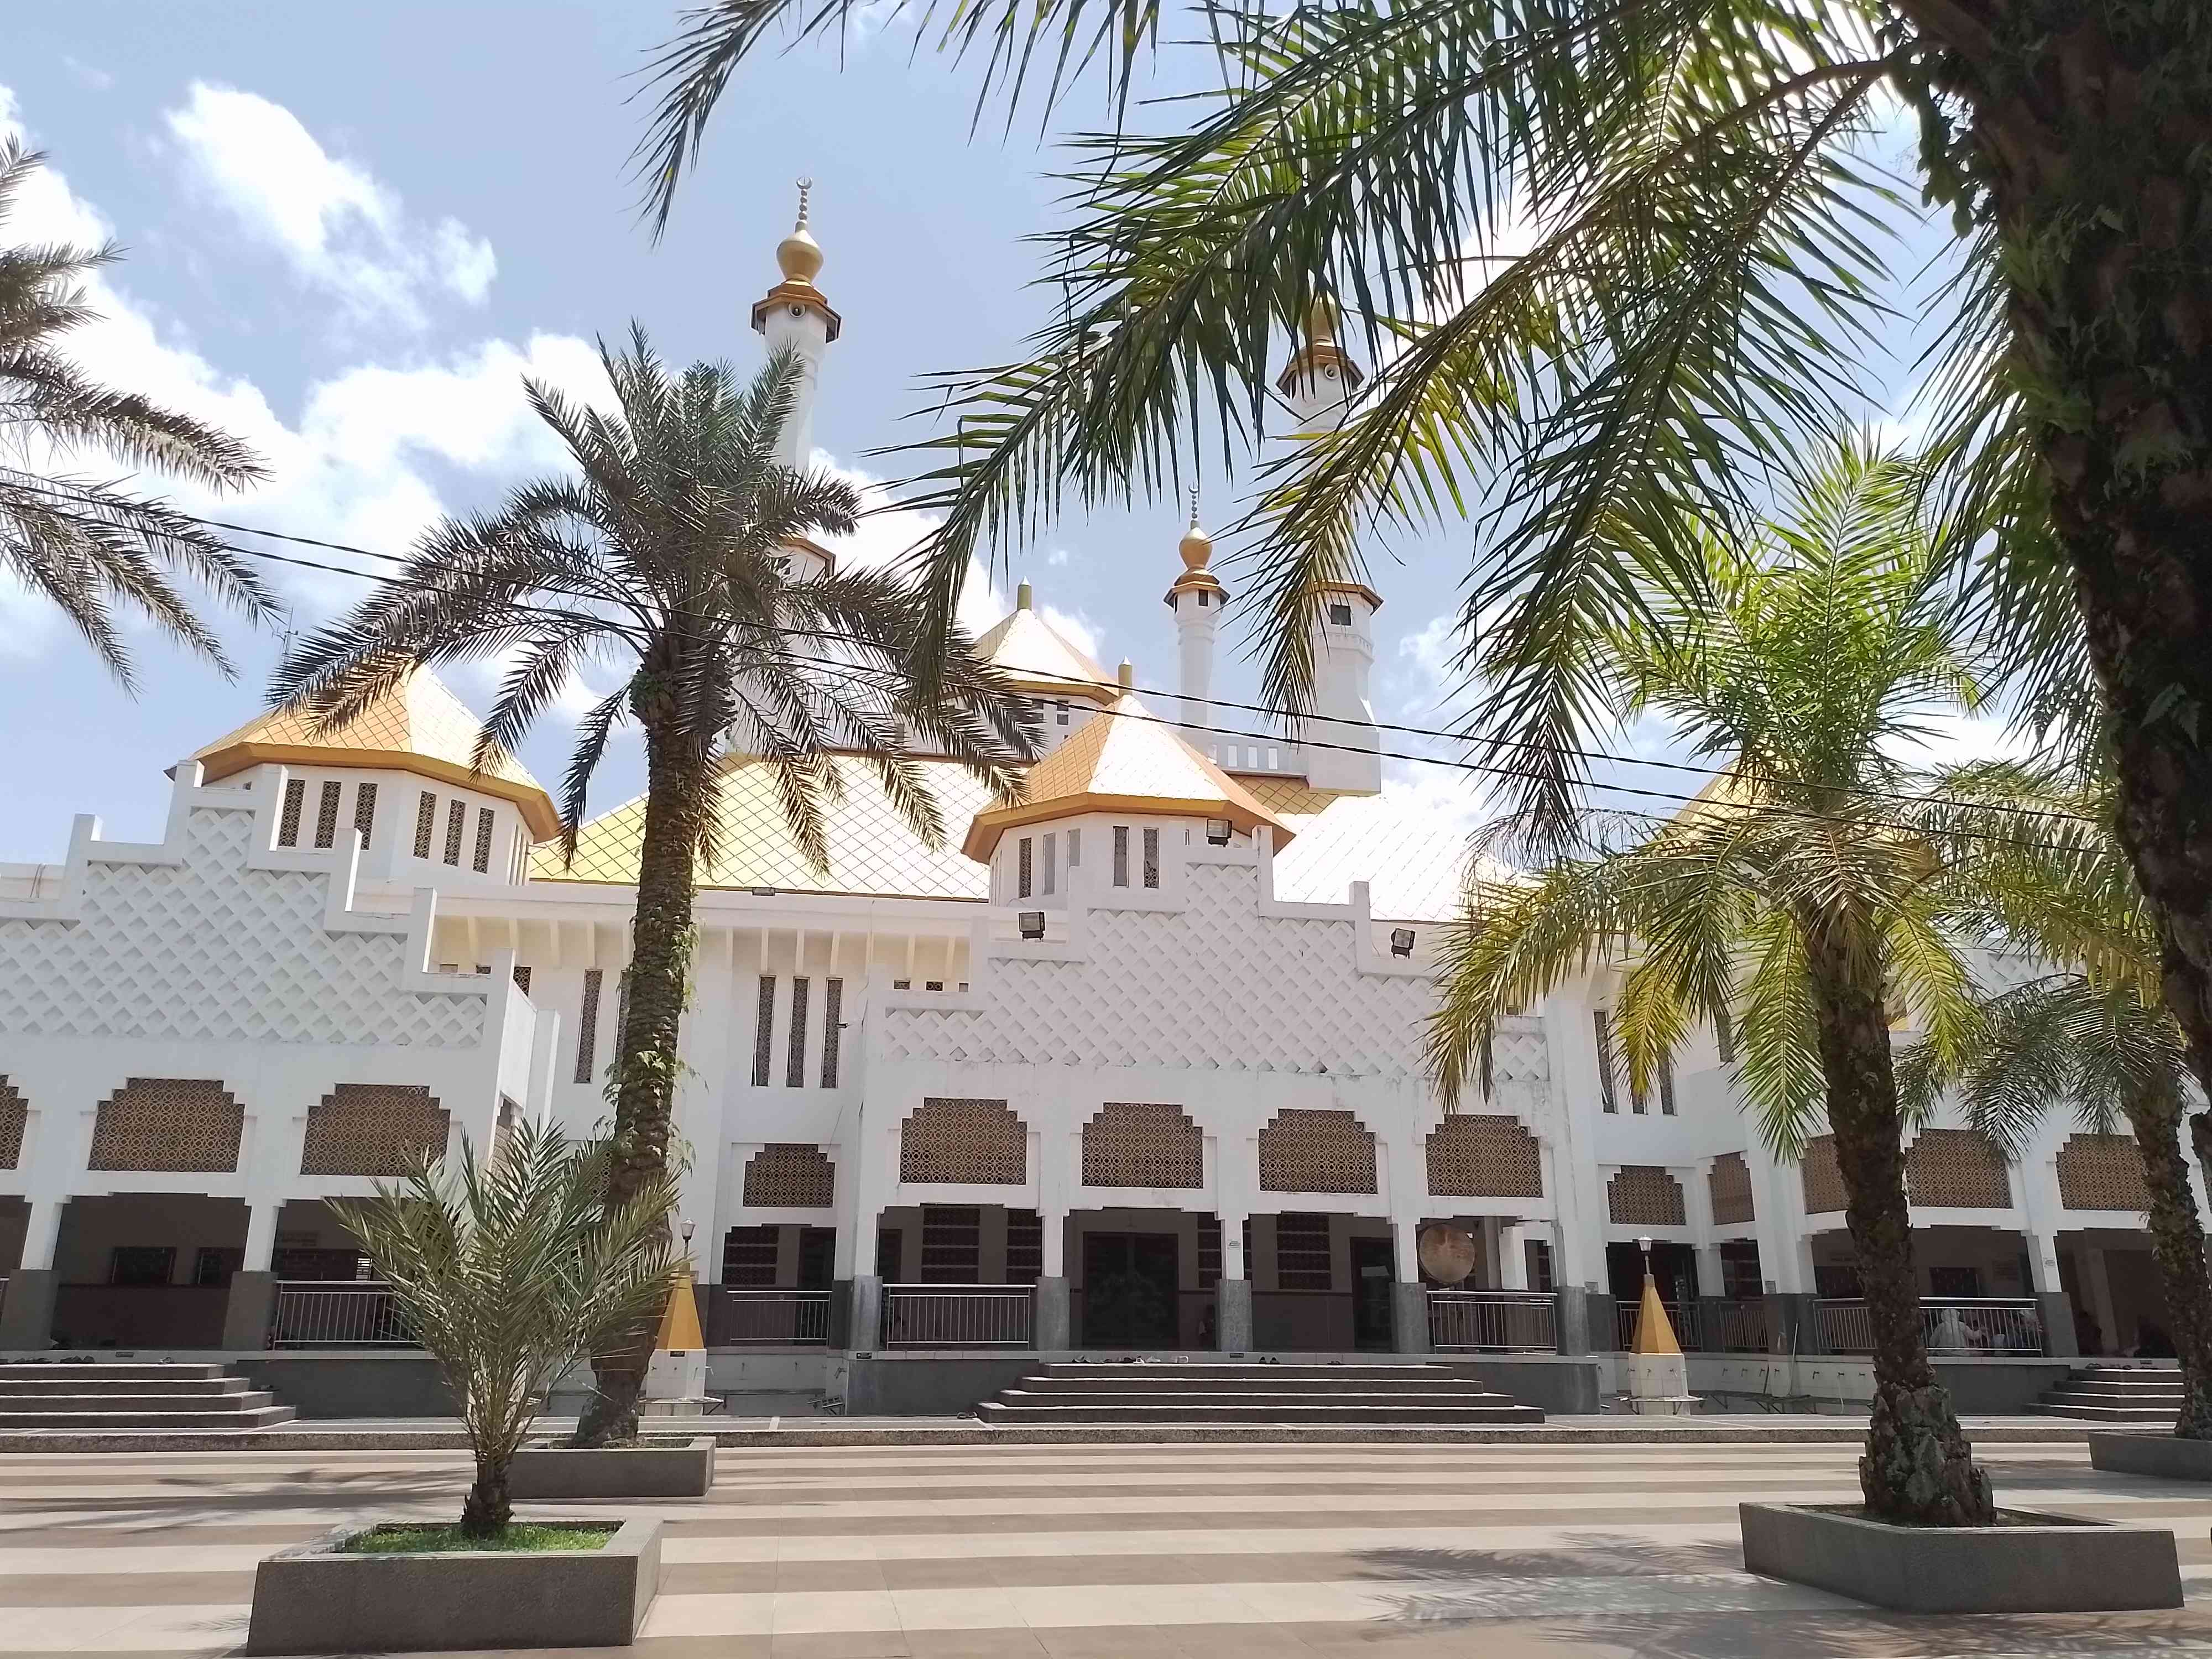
[
  {"left": 1899, "top": 972, "right": 2212, "bottom": 1435},
  {"left": 634, "top": 1, "right": 2212, "bottom": 1171},
  {"left": 274, "top": 328, "right": 1038, "bottom": 1441},
  {"left": 1428, "top": 442, "right": 2023, "bottom": 1524},
  {"left": 1, "top": 139, "right": 272, "bottom": 684},
  {"left": 330, "top": 1120, "right": 682, "bottom": 1535}
]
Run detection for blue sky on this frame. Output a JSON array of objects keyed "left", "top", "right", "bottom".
[{"left": 0, "top": 4, "right": 1972, "bottom": 864}]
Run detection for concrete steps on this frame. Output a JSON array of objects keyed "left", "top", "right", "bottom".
[
  {"left": 2030, "top": 1363, "right": 2183, "bottom": 1425},
  {"left": 0, "top": 1363, "right": 295, "bottom": 1430},
  {"left": 974, "top": 1361, "right": 1543, "bottom": 1427}
]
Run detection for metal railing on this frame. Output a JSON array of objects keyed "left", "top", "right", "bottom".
[
  {"left": 1811, "top": 1297, "right": 2044, "bottom": 1357},
  {"left": 879, "top": 1283, "right": 1034, "bottom": 1349},
  {"left": 1428, "top": 1290, "right": 1557, "bottom": 1352},
  {"left": 721, "top": 1288, "right": 832, "bottom": 1346},
  {"left": 269, "top": 1281, "right": 414, "bottom": 1348},
  {"left": 1613, "top": 1297, "right": 1772, "bottom": 1353}
]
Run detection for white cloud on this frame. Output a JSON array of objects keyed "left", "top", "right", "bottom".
[
  {"left": 806, "top": 449, "right": 1010, "bottom": 636},
  {"left": 1039, "top": 604, "right": 1102, "bottom": 665},
  {"left": 1045, "top": 546, "right": 1071, "bottom": 567},
  {"left": 62, "top": 58, "right": 113, "bottom": 93},
  {"left": 163, "top": 83, "right": 496, "bottom": 327}
]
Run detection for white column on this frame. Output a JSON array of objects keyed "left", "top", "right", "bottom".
[
  {"left": 1222, "top": 1213, "right": 1247, "bottom": 1280},
  {"left": 242, "top": 1202, "right": 279, "bottom": 1274},
  {"left": 1041, "top": 1209, "right": 1066, "bottom": 1278},
  {"left": 2017, "top": 1153, "right": 2067, "bottom": 1292},
  {"left": 19, "top": 1199, "right": 62, "bottom": 1271},
  {"left": 1498, "top": 1223, "right": 1529, "bottom": 1290}
]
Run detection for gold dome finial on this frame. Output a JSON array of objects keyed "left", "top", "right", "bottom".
[
  {"left": 776, "top": 177, "right": 824, "bottom": 285},
  {"left": 1307, "top": 294, "right": 1339, "bottom": 346},
  {"left": 1178, "top": 486, "right": 1212, "bottom": 571}
]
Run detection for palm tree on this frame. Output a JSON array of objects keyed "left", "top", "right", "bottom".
[
  {"left": 1899, "top": 973, "right": 2212, "bottom": 1436},
  {"left": 632, "top": 2, "right": 2212, "bottom": 1145},
  {"left": 274, "top": 330, "right": 1038, "bottom": 1441},
  {"left": 1427, "top": 441, "right": 2030, "bottom": 1524},
  {"left": 331, "top": 1120, "right": 683, "bottom": 1536},
  {"left": 0, "top": 139, "right": 273, "bottom": 684}
]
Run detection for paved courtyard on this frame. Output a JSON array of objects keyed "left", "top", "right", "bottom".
[{"left": 0, "top": 1438, "right": 2207, "bottom": 1657}]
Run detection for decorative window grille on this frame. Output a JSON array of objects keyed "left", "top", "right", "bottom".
[
  {"left": 1905, "top": 1128, "right": 2012, "bottom": 1208},
  {"left": 1082, "top": 1102, "right": 1203, "bottom": 1188},
  {"left": 352, "top": 781, "right": 377, "bottom": 847},
  {"left": 1425, "top": 1114, "right": 1543, "bottom": 1197},
  {"left": 1659, "top": 1053, "right": 1677, "bottom": 1115},
  {"left": 512, "top": 964, "right": 532, "bottom": 994},
  {"left": 1004, "top": 1208, "right": 1043, "bottom": 1284},
  {"left": 2057, "top": 1132, "right": 2151, "bottom": 1210},
  {"left": 920, "top": 1205, "right": 982, "bottom": 1282},
  {"left": 1606, "top": 1165, "right": 1687, "bottom": 1227},
  {"left": 742, "top": 1144, "right": 836, "bottom": 1208},
  {"left": 1257, "top": 1108, "right": 1378, "bottom": 1193},
  {"left": 278, "top": 778, "right": 306, "bottom": 847},
  {"left": 472, "top": 807, "right": 494, "bottom": 873},
  {"left": 1274, "top": 1213, "right": 1333, "bottom": 1290},
  {"left": 786, "top": 977, "right": 811, "bottom": 1088},
  {"left": 1113, "top": 826, "right": 1130, "bottom": 887},
  {"left": 1708, "top": 1152, "right": 1755, "bottom": 1225},
  {"left": 574, "top": 969, "right": 603, "bottom": 1082},
  {"left": 751, "top": 975, "right": 776, "bottom": 1087},
  {"left": 1018, "top": 836, "right": 1033, "bottom": 899},
  {"left": 300, "top": 1084, "right": 449, "bottom": 1176},
  {"left": 1142, "top": 827, "right": 1160, "bottom": 888},
  {"left": 614, "top": 970, "right": 630, "bottom": 1047},
  {"left": 414, "top": 791, "right": 437, "bottom": 858},
  {"left": 0, "top": 1076, "right": 27, "bottom": 1168},
  {"left": 443, "top": 799, "right": 466, "bottom": 865},
  {"left": 1196, "top": 1215, "right": 1222, "bottom": 1287},
  {"left": 901, "top": 1098, "right": 1026, "bottom": 1183},
  {"left": 1041, "top": 832, "right": 1056, "bottom": 895},
  {"left": 1801, "top": 1134, "right": 1847, "bottom": 1213},
  {"left": 88, "top": 1079, "right": 244, "bottom": 1173},
  {"left": 723, "top": 1224, "right": 779, "bottom": 1287},
  {"left": 1593, "top": 1009, "right": 1620, "bottom": 1113},
  {"left": 820, "top": 978, "right": 843, "bottom": 1087},
  {"left": 313, "top": 780, "right": 342, "bottom": 848}
]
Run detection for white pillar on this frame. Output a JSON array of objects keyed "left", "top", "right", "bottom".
[
  {"left": 1498, "top": 1224, "right": 1529, "bottom": 1290},
  {"left": 19, "top": 1199, "right": 62, "bottom": 1271},
  {"left": 1222, "top": 1212, "right": 1247, "bottom": 1280},
  {"left": 243, "top": 1202, "right": 279, "bottom": 1274},
  {"left": 1041, "top": 1209, "right": 1066, "bottom": 1278}
]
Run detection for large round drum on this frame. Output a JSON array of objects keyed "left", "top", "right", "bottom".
[{"left": 1417, "top": 1223, "right": 1478, "bottom": 1287}]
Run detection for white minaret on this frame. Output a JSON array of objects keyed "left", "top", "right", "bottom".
[
  {"left": 750, "top": 180, "right": 841, "bottom": 476},
  {"left": 1164, "top": 491, "right": 1226, "bottom": 754},
  {"left": 1276, "top": 296, "right": 1364, "bottom": 435}
]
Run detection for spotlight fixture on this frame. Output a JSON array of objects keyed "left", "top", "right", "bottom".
[
  {"left": 1206, "top": 818, "right": 1232, "bottom": 845},
  {"left": 1019, "top": 910, "right": 1046, "bottom": 940},
  {"left": 1390, "top": 927, "right": 1416, "bottom": 957}
]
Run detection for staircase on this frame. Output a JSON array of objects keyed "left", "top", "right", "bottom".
[
  {"left": 2030, "top": 1362, "right": 2183, "bottom": 1425},
  {"left": 0, "top": 1362, "right": 296, "bottom": 1431},
  {"left": 974, "top": 1360, "right": 1544, "bottom": 1426}
]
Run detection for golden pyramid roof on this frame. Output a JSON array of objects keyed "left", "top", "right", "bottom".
[
  {"left": 538, "top": 753, "right": 998, "bottom": 899},
  {"left": 973, "top": 600, "right": 1114, "bottom": 703},
  {"left": 962, "top": 693, "right": 1291, "bottom": 860},
  {"left": 191, "top": 670, "right": 559, "bottom": 841}
]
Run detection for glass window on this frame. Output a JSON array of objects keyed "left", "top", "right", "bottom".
[
  {"left": 1041, "top": 832, "right": 1057, "bottom": 895},
  {"left": 1018, "top": 836, "right": 1034, "bottom": 899},
  {"left": 1142, "top": 826, "right": 1160, "bottom": 889},
  {"left": 1113, "top": 825, "right": 1129, "bottom": 887}
]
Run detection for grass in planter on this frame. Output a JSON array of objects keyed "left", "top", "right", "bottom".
[{"left": 343, "top": 1523, "right": 615, "bottom": 1554}]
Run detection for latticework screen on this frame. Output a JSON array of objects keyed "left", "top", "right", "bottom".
[
  {"left": 1257, "top": 1108, "right": 1378, "bottom": 1194},
  {"left": 1708, "top": 1151, "right": 1755, "bottom": 1225},
  {"left": 1905, "top": 1128, "right": 2012, "bottom": 1208},
  {"left": 743, "top": 1143, "right": 837, "bottom": 1208},
  {"left": 1606, "top": 1165, "right": 1687, "bottom": 1227},
  {"left": 1425, "top": 1114, "right": 1543, "bottom": 1197},
  {"left": 901, "top": 1098, "right": 1027, "bottom": 1184},
  {"left": 2057, "top": 1132, "right": 2151, "bottom": 1211},
  {"left": 300, "top": 1084, "right": 449, "bottom": 1176},
  {"left": 88, "top": 1078, "right": 244, "bottom": 1173},
  {"left": 1801, "top": 1135, "right": 1847, "bottom": 1213},
  {"left": 1081, "top": 1102, "right": 1203, "bottom": 1188},
  {"left": 0, "top": 1076, "right": 24, "bottom": 1169}
]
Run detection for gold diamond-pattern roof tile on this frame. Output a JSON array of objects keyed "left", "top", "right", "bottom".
[
  {"left": 190, "top": 670, "right": 558, "bottom": 839},
  {"left": 962, "top": 693, "right": 1290, "bottom": 860},
  {"left": 972, "top": 604, "right": 1114, "bottom": 702},
  {"left": 538, "top": 754, "right": 997, "bottom": 898}
]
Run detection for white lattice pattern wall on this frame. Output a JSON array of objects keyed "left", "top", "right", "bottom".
[
  {"left": 0, "top": 807, "right": 483, "bottom": 1046},
  {"left": 880, "top": 863, "right": 1551, "bottom": 1083}
]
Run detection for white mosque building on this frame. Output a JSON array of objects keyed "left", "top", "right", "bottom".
[{"left": 0, "top": 204, "right": 2186, "bottom": 1415}]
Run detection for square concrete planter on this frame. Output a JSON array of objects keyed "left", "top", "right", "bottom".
[
  {"left": 509, "top": 1436, "right": 714, "bottom": 1499},
  {"left": 2088, "top": 1430, "right": 2212, "bottom": 1481},
  {"left": 246, "top": 1515, "right": 661, "bottom": 1653},
  {"left": 1740, "top": 1502, "right": 2180, "bottom": 1613}
]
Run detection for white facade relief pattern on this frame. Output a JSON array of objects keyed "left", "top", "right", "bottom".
[{"left": 0, "top": 807, "right": 483, "bottom": 1047}]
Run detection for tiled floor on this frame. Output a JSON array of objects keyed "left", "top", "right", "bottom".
[{"left": 0, "top": 1438, "right": 2206, "bottom": 1656}]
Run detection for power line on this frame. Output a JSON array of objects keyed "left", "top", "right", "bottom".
[{"left": 8, "top": 474, "right": 2103, "bottom": 855}]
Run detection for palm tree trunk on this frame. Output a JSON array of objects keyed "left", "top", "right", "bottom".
[
  {"left": 2126, "top": 1085, "right": 2212, "bottom": 1437},
  {"left": 1802, "top": 917, "right": 1994, "bottom": 1525},
  {"left": 575, "top": 710, "right": 708, "bottom": 1446},
  {"left": 1895, "top": 3, "right": 2212, "bottom": 1113},
  {"left": 460, "top": 1451, "right": 510, "bottom": 1537}
]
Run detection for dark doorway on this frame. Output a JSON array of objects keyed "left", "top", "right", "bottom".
[
  {"left": 1350, "top": 1237, "right": 1396, "bottom": 1350},
  {"left": 1606, "top": 1240, "right": 1697, "bottom": 1306},
  {"left": 1082, "top": 1232, "right": 1178, "bottom": 1348},
  {"left": 798, "top": 1227, "right": 836, "bottom": 1291}
]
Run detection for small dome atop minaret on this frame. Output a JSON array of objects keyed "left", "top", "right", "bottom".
[
  {"left": 1276, "top": 292, "right": 1364, "bottom": 400},
  {"left": 1165, "top": 488, "right": 1229, "bottom": 607},
  {"left": 752, "top": 178, "right": 842, "bottom": 342}
]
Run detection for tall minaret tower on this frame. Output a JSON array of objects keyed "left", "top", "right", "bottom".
[
  {"left": 750, "top": 180, "right": 842, "bottom": 473},
  {"left": 1163, "top": 491, "right": 1227, "bottom": 754},
  {"left": 1276, "top": 296, "right": 1364, "bottom": 435}
]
